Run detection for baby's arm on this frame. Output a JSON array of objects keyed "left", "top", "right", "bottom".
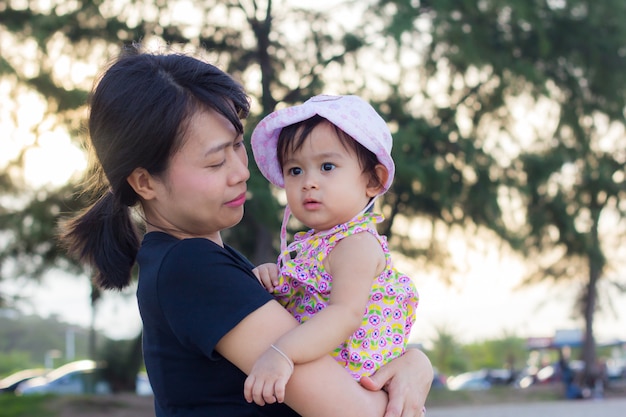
[{"left": 244, "top": 232, "right": 385, "bottom": 405}]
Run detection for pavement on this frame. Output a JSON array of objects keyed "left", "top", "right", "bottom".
[{"left": 426, "top": 397, "right": 626, "bottom": 417}]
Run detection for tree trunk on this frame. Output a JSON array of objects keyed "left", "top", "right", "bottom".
[{"left": 581, "top": 214, "right": 601, "bottom": 388}]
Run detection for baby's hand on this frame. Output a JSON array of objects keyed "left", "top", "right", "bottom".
[
  {"left": 252, "top": 263, "right": 280, "bottom": 291},
  {"left": 244, "top": 345, "right": 294, "bottom": 405}
]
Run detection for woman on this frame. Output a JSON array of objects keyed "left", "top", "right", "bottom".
[{"left": 59, "top": 44, "right": 432, "bottom": 417}]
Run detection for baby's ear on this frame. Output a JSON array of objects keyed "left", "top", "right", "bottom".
[{"left": 366, "top": 164, "right": 388, "bottom": 197}]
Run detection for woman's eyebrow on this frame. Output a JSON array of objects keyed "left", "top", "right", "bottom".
[{"left": 204, "top": 134, "right": 240, "bottom": 157}]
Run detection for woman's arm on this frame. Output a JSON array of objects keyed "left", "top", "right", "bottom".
[{"left": 217, "top": 300, "right": 389, "bottom": 417}]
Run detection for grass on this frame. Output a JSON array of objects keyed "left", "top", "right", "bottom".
[
  {"left": 0, "top": 394, "right": 143, "bottom": 417},
  {"left": 0, "top": 394, "right": 54, "bottom": 417}
]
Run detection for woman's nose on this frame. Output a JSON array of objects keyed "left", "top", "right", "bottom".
[{"left": 232, "top": 151, "right": 250, "bottom": 183}]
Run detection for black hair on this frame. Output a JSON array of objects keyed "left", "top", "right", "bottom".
[
  {"left": 276, "top": 115, "right": 382, "bottom": 189},
  {"left": 58, "top": 44, "right": 250, "bottom": 290}
]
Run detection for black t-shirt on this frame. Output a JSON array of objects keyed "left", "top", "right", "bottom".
[{"left": 136, "top": 232, "right": 300, "bottom": 417}]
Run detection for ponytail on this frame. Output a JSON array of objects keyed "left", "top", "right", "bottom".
[{"left": 59, "top": 191, "right": 140, "bottom": 290}]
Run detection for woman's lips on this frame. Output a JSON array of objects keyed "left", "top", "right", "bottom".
[{"left": 225, "top": 192, "right": 247, "bottom": 207}]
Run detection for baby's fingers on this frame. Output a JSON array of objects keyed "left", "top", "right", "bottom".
[
  {"left": 243, "top": 375, "right": 257, "bottom": 404},
  {"left": 252, "top": 266, "right": 277, "bottom": 291},
  {"left": 262, "top": 381, "right": 278, "bottom": 404},
  {"left": 273, "top": 377, "right": 288, "bottom": 403}
]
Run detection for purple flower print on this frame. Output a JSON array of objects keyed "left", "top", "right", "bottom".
[
  {"left": 368, "top": 315, "right": 381, "bottom": 326},
  {"left": 355, "top": 328, "right": 367, "bottom": 339}
]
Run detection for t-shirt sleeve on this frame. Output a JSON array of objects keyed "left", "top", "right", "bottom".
[{"left": 157, "top": 238, "right": 274, "bottom": 358}]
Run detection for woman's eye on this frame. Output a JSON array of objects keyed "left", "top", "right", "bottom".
[
  {"left": 288, "top": 167, "right": 303, "bottom": 176},
  {"left": 321, "top": 162, "right": 335, "bottom": 172},
  {"left": 208, "top": 160, "right": 226, "bottom": 168}
]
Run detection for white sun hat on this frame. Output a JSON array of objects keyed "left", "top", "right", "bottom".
[{"left": 251, "top": 94, "right": 395, "bottom": 194}]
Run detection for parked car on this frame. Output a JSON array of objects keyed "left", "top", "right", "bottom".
[
  {"left": 446, "top": 370, "right": 492, "bottom": 391},
  {"left": 15, "top": 360, "right": 111, "bottom": 396},
  {"left": 606, "top": 358, "right": 626, "bottom": 381},
  {"left": 536, "top": 360, "right": 584, "bottom": 384},
  {"left": 431, "top": 367, "right": 447, "bottom": 389},
  {"left": 135, "top": 372, "right": 153, "bottom": 396},
  {"left": 0, "top": 368, "right": 48, "bottom": 394}
]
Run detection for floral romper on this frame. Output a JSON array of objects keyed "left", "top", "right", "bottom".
[{"left": 272, "top": 212, "right": 419, "bottom": 379}]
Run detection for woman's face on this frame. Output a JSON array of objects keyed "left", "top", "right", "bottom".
[{"left": 144, "top": 108, "right": 249, "bottom": 244}]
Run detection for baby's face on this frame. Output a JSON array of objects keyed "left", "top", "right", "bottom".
[{"left": 281, "top": 121, "right": 376, "bottom": 232}]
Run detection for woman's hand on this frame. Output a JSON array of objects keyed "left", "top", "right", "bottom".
[{"left": 360, "top": 348, "right": 433, "bottom": 417}]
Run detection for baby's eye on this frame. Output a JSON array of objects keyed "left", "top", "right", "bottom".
[
  {"left": 288, "top": 167, "right": 303, "bottom": 176},
  {"left": 321, "top": 162, "right": 335, "bottom": 172}
]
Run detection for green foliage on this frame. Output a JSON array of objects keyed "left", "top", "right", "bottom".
[
  {"left": 0, "top": 394, "right": 51, "bottom": 417},
  {"left": 426, "top": 327, "right": 528, "bottom": 376},
  {"left": 375, "top": 0, "right": 626, "bottom": 379},
  {"left": 0, "top": 312, "right": 92, "bottom": 375},
  {"left": 462, "top": 336, "right": 527, "bottom": 371},
  {"left": 0, "top": 351, "right": 35, "bottom": 378},
  {"left": 426, "top": 326, "right": 468, "bottom": 375}
]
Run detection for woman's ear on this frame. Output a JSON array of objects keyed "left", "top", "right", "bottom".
[
  {"left": 127, "top": 167, "right": 158, "bottom": 200},
  {"left": 366, "top": 164, "right": 389, "bottom": 197}
]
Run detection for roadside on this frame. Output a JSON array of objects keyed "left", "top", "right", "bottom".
[
  {"left": 426, "top": 397, "right": 626, "bottom": 417},
  {"left": 40, "top": 380, "right": 626, "bottom": 417},
  {"left": 48, "top": 394, "right": 154, "bottom": 417}
]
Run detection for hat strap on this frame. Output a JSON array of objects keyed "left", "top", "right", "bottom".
[
  {"left": 277, "top": 204, "right": 292, "bottom": 268},
  {"left": 279, "top": 204, "right": 291, "bottom": 255}
]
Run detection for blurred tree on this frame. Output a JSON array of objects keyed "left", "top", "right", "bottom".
[
  {"left": 375, "top": 0, "right": 626, "bottom": 382},
  {"left": 463, "top": 334, "right": 527, "bottom": 374},
  {"left": 428, "top": 326, "right": 467, "bottom": 375},
  {"left": 0, "top": 313, "right": 92, "bottom": 372}
]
